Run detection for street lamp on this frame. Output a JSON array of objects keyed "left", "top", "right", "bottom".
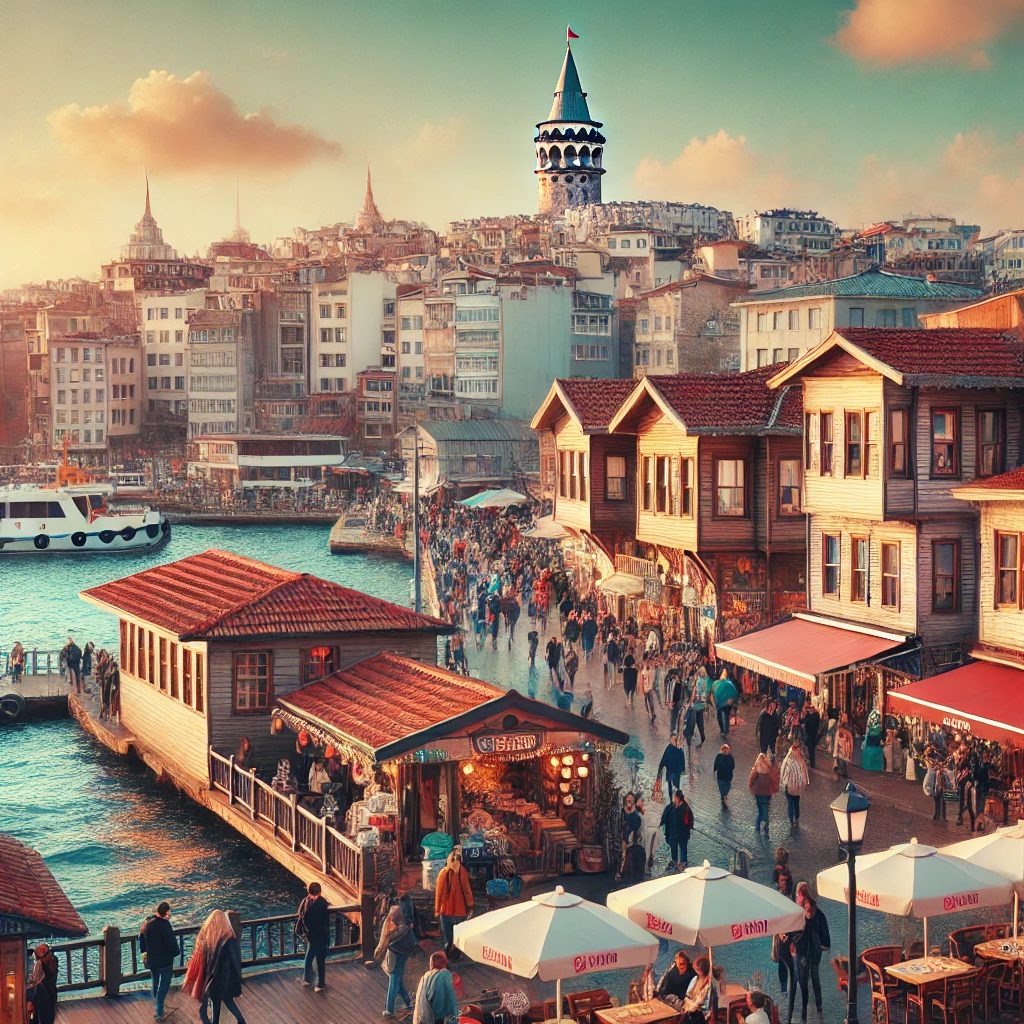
[{"left": 830, "top": 782, "right": 870, "bottom": 1024}]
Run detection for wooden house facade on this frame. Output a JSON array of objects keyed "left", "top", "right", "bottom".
[
  {"left": 605, "top": 367, "right": 807, "bottom": 640},
  {"left": 79, "top": 549, "right": 452, "bottom": 797}
]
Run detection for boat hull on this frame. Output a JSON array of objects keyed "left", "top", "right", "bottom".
[{"left": 0, "top": 515, "right": 170, "bottom": 554}]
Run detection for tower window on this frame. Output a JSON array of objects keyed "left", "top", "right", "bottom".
[
  {"left": 565, "top": 175, "right": 574, "bottom": 183},
  {"left": 579, "top": 175, "right": 587, "bottom": 182},
  {"left": 551, "top": 175, "right": 559, "bottom": 182}
]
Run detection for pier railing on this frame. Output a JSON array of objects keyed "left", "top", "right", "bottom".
[
  {"left": 0, "top": 648, "right": 64, "bottom": 677},
  {"left": 44, "top": 907, "right": 361, "bottom": 997},
  {"left": 209, "top": 748, "right": 371, "bottom": 896}
]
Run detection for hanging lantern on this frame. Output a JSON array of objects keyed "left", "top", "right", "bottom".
[
  {"left": 558, "top": 782, "right": 571, "bottom": 794},
  {"left": 272, "top": 716, "right": 283, "bottom": 734},
  {"left": 562, "top": 754, "right": 574, "bottom": 766},
  {"left": 562, "top": 794, "right": 575, "bottom": 806},
  {"left": 298, "top": 729, "right": 310, "bottom": 748},
  {"left": 549, "top": 756, "right": 560, "bottom": 768},
  {"left": 324, "top": 744, "right": 336, "bottom": 759},
  {"left": 581, "top": 752, "right": 590, "bottom": 762},
  {"left": 462, "top": 762, "right": 475, "bottom": 775},
  {"left": 577, "top": 765, "right": 589, "bottom": 778},
  {"left": 560, "top": 767, "right": 572, "bottom": 780}
]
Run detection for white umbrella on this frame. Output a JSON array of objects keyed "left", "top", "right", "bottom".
[
  {"left": 524, "top": 515, "right": 569, "bottom": 540},
  {"left": 454, "top": 885, "right": 657, "bottom": 1021},
  {"left": 817, "top": 837, "right": 1012, "bottom": 955},
  {"left": 474, "top": 487, "right": 528, "bottom": 509},
  {"left": 942, "top": 821, "right": 1024, "bottom": 938}
]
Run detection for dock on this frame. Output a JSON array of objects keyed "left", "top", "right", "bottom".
[
  {"left": 1, "top": 674, "right": 71, "bottom": 721},
  {"left": 329, "top": 513, "right": 411, "bottom": 557}
]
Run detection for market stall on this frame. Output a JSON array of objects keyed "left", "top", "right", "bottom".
[{"left": 270, "top": 651, "right": 629, "bottom": 893}]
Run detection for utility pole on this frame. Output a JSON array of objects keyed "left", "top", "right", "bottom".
[{"left": 412, "top": 430, "right": 421, "bottom": 613}]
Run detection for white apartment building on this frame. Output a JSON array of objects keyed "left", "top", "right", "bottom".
[
  {"left": 187, "top": 309, "right": 254, "bottom": 437},
  {"left": 396, "top": 289, "right": 426, "bottom": 426},
  {"left": 140, "top": 289, "right": 208, "bottom": 420},
  {"left": 736, "top": 210, "right": 838, "bottom": 252},
  {"left": 448, "top": 273, "right": 502, "bottom": 410}
]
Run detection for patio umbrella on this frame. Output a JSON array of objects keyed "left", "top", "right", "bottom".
[
  {"left": 524, "top": 515, "right": 570, "bottom": 540},
  {"left": 816, "top": 837, "right": 1012, "bottom": 954},
  {"left": 474, "top": 488, "right": 527, "bottom": 508},
  {"left": 453, "top": 885, "right": 657, "bottom": 1021},
  {"left": 942, "top": 821, "right": 1024, "bottom": 938},
  {"left": 458, "top": 488, "right": 499, "bottom": 508}
]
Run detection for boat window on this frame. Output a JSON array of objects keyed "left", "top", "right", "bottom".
[
  {"left": 47, "top": 502, "right": 66, "bottom": 518},
  {"left": 0, "top": 504, "right": 4, "bottom": 519},
  {"left": 9, "top": 502, "right": 50, "bottom": 517},
  {"left": 89, "top": 495, "right": 104, "bottom": 509},
  {"left": 73, "top": 497, "right": 90, "bottom": 518}
]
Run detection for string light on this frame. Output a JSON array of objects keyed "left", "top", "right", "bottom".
[
  {"left": 577, "top": 765, "right": 589, "bottom": 778},
  {"left": 560, "top": 767, "right": 572, "bottom": 780},
  {"left": 461, "top": 762, "right": 474, "bottom": 775}
]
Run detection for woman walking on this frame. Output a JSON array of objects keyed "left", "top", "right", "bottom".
[
  {"left": 369, "top": 905, "right": 417, "bottom": 1019},
  {"left": 749, "top": 752, "right": 775, "bottom": 839},
  {"left": 183, "top": 910, "right": 247, "bottom": 1024},
  {"left": 779, "top": 742, "right": 809, "bottom": 830},
  {"left": 713, "top": 743, "right": 735, "bottom": 810},
  {"left": 27, "top": 943, "right": 59, "bottom": 1024}
]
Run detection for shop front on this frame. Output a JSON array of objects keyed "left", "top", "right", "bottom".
[{"left": 271, "top": 652, "right": 628, "bottom": 895}]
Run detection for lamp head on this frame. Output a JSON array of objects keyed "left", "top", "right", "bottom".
[{"left": 830, "top": 782, "right": 870, "bottom": 846}]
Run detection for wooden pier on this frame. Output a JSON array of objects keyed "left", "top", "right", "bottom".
[
  {"left": 1, "top": 674, "right": 71, "bottom": 721},
  {"left": 329, "top": 513, "right": 411, "bottom": 557}
]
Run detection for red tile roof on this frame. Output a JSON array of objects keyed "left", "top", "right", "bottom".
[
  {"left": 643, "top": 366, "right": 802, "bottom": 434},
  {"left": 837, "top": 328, "right": 1024, "bottom": 382},
  {"left": 556, "top": 378, "right": 639, "bottom": 431},
  {"left": 955, "top": 466, "right": 1024, "bottom": 493},
  {"left": 0, "top": 834, "right": 87, "bottom": 938},
  {"left": 81, "top": 550, "right": 451, "bottom": 640}
]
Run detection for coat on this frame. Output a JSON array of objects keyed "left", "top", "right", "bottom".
[
  {"left": 749, "top": 764, "right": 775, "bottom": 797},
  {"left": 206, "top": 936, "right": 244, "bottom": 1002},
  {"left": 414, "top": 968, "right": 459, "bottom": 1024},
  {"left": 793, "top": 907, "right": 831, "bottom": 966},
  {"left": 434, "top": 864, "right": 473, "bottom": 917}
]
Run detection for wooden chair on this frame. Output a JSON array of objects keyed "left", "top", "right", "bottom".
[
  {"left": 864, "top": 960, "right": 903, "bottom": 1024},
  {"left": 973, "top": 961, "right": 1010, "bottom": 1020},
  {"left": 929, "top": 972, "right": 976, "bottom": 1024},
  {"left": 830, "top": 955, "right": 868, "bottom": 993},
  {"left": 566, "top": 989, "right": 611, "bottom": 1023},
  {"left": 861, "top": 945, "right": 904, "bottom": 999}
]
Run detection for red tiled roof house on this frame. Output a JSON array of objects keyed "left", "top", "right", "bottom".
[{"left": 80, "top": 550, "right": 452, "bottom": 793}]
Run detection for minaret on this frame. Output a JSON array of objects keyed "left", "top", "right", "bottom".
[
  {"left": 121, "top": 175, "right": 176, "bottom": 260},
  {"left": 535, "top": 29, "right": 605, "bottom": 216},
  {"left": 355, "top": 165, "right": 384, "bottom": 232}
]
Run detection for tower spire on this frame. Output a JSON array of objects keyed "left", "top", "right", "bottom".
[
  {"left": 144, "top": 171, "right": 152, "bottom": 218},
  {"left": 356, "top": 163, "right": 384, "bottom": 231},
  {"left": 235, "top": 177, "right": 241, "bottom": 235}
]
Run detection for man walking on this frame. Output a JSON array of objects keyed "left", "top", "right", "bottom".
[
  {"left": 790, "top": 890, "right": 830, "bottom": 1023},
  {"left": 711, "top": 668, "right": 738, "bottom": 736},
  {"left": 63, "top": 637, "right": 82, "bottom": 694},
  {"left": 546, "top": 635, "right": 564, "bottom": 687},
  {"left": 140, "top": 901, "right": 179, "bottom": 1021},
  {"left": 755, "top": 700, "right": 781, "bottom": 757},
  {"left": 296, "top": 880, "right": 330, "bottom": 992},
  {"left": 666, "top": 791, "right": 693, "bottom": 871},
  {"left": 802, "top": 703, "right": 821, "bottom": 769},
  {"left": 657, "top": 734, "right": 686, "bottom": 797}
]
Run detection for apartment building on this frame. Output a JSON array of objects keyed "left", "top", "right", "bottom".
[
  {"left": 186, "top": 309, "right": 255, "bottom": 437},
  {"left": 736, "top": 210, "right": 838, "bottom": 253},
  {"left": 396, "top": 287, "right": 426, "bottom": 427}
]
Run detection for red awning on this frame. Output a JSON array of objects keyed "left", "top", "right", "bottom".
[
  {"left": 715, "top": 617, "right": 906, "bottom": 690},
  {"left": 887, "top": 661, "right": 1024, "bottom": 744}
]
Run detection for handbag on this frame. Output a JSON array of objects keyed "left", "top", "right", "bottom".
[{"left": 388, "top": 926, "right": 419, "bottom": 957}]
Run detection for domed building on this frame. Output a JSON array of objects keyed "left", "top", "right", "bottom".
[{"left": 121, "top": 176, "right": 177, "bottom": 261}]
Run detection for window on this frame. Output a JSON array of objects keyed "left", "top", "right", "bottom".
[
  {"left": 655, "top": 456, "right": 670, "bottom": 513},
  {"left": 773, "top": 311, "right": 784, "bottom": 330},
  {"left": 772, "top": 348, "right": 783, "bottom": 363},
  {"left": 195, "top": 653, "right": 204, "bottom": 713},
  {"left": 641, "top": 456, "right": 653, "bottom": 511},
  {"left": 319, "top": 304, "right": 331, "bottom": 318},
  {"left": 170, "top": 642, "right": 179, "bottom": 699},
  {"left": 233, "top": 652, "right": 272, "bottom": 712},
  {"left": 931, "top": 408, "right": 959, "bottom": 476},
  {"left": 788, "top": 309, "right": 799, "bottom": 330},
  {"left": 579, "top": 452, "right": 588, "bottom": 502},
  {"left": 756, "top": 349, "right": 769, "bottom": 367},
  {"left": 932, "top": 540, "right": 959, "bottom": 612},
  {"left": 779, "top": 459, "right": 801, "bottom": 514},
  {"left": 757, "top": 313, "right": 767, "bottom": 332},
  {"left": 889, "top": 409, "right": 908, "bottom": 476},
  {"left": 997, "top": 533, "right": 1020, "bottom": 606},
  {"left": 128, "top": 623, "right": 136, "bottom": 676},
  {"left": 820, "top": 412, "right": 834, "bottom": 475},
  {"left": 302, "top": 647, "right": 337, "bottom": 684},
  {"left": 568, "top": 450, "right": 578, "bottom": 499},
  {"left": 182, "top": 649, "right": 192, "bottom": 706},
  {"left": 558, "top": 450, "right": 568, "bottom": 498},
  {"left": 977, "top": 410, "right": 1006, "bottom": 477},
  {"left": 901, "top": 308, "right": 917, "bottom": 328},
  {"left": 875, "top": 309, "right": 897, "bottom": 327},
  {"left": 845, "top": 412, "right": 862, "bottom": 476},
  {"left": 159, "top": 637, "right": 167, "bottom": 691},
  {"left": 877, "top": 542, "right": 901, "bottom": 608},
  {"left": 849, "top": 307, "right": 864, "bottom": 327},
  {"left": 852, "top": 537, "right": 868, "bottom": 602},
  {"left": 715, "top": 459, "right": 746, "bottom": 516},
  {"left": 606, "top": 455, "right": 626, "bottom": 500},
  {"left": 787, "top": 348, "right": 799, "bottom": 362},
  {"left": 808, "top": 307, "right": 822, "bottom": 329},
  {"left": 865, "top": 411, "right": 879, "bottom": 477},
  {"left": 823, "top": 535, "right": 841, "bottom": 595},
  {"left": 681, "top": 458, "right": 693, "bottom": 515}
]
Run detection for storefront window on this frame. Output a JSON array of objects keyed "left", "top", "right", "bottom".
[{"left": 234, "top": 652, "right": 272, "bottom": 712}]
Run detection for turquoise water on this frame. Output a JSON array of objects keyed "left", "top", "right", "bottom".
[{"left": 0, "top": 524, "right": 412, "bottom": 935}]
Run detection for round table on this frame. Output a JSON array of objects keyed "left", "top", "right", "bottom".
[{"left": 975, "top": 938, "right": 1024, "bottom": 962}]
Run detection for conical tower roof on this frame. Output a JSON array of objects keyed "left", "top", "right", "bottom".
[
  {"left": 356, "top": 166, "right": 384, "bottom": 232},
  {"left": 548, "top": 45, "right": 592, "bottom": 122}
]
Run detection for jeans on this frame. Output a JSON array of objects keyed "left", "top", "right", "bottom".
[
  {"left": 795, "top": 955, "right": 823, "bottom": 1018},
  {"left": 755, "top": 794, "right": 771, "bottom": 832},
  {"left": 933, "top": 792, "right": 946, "bottom": 820},
  {"left": 717, "top": 778, "right": 732, "bottom": 802},
  {"left": 806, "top": 734, "right": 818, "bottom": 768},
  {"left": 643, "top": 690, "right": 657, "bottom": 720},
  {"left": 786, "top": 792, "right": 801, "bottom": 824},
  {"left": 692, "top": 710, "right": 706, "bottom": 744},
  {"left": 716, "top": 706, "right": 731, "bottom": 735},
  {"left": 439, "top": 914, "right": 465, "bottom": 951},
  {"left": 200, "top": 995, "right": 246, "bottom": 1024},
  {"left": 151, "top": 965, "right": 173, "bottom": 1017},
  {"left": 669, "top": 838, "right": 688, "bottom": 866},
  {"left": 303, "top": 939, "right": 327, "bottom": 987},
  {"left": 386, "top": 956, "right": 412, "bottom": 1014},
  {"left": 665, "top": 771, "right": 681, "bottom": 796}
]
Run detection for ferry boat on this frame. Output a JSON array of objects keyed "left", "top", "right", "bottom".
[{"left": 0, "top": 485, "right": 169, "bottom": 554}]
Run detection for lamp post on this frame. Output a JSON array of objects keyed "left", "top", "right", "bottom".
[
  {"left": 412, "top": 430, "right": 421, "bottom": 613},
  {"left": 831, "top": 782, "right": 870, "bottom": 1024}
]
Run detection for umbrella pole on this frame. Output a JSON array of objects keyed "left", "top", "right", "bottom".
[
  {"left": 1016, "top": 891, "right": 1020, "bottom": 941},
  {"left": 556, "top": 977, "right": 562, "bottom": 1022},
  {"left": 923, "top": 917, "right": 929, "bottom": 961}
]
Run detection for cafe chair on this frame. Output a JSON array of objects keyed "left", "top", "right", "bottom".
[
  {"left": 928, "top": 973, "right": 976, "bottom": 1024},
  {"left": 861, "top": 945, "right": 904, "bottom": 997},
  {"left": 567, "top": 989, "right": 612, "bottom": 1023},
  {"left": 864, "top": 960, "right": 903, "bottom": 1024},
  {"left": 973, "top": 961, "right": 1010, "bottom": 1020},
  {"left": 830, "top": 955, "right": 868, "bottom": 993}
]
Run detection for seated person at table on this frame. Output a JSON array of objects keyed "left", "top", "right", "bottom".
[
  {"left": 681, "top": 955, "right": 716, "bottom": 1023},
  {"left": 308, "top": 758, "right": 332, "bottom": 794},
  {"left": 745, "top": 990, "right": 770, "bottom": 1024},
  {"left": 655, "top": 950, "right": 697, "bottom": 1007}
]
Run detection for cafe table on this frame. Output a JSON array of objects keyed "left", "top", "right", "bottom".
[
  {"left": 975, "top": 937, "right": 1024, "bottom": 962},
  {"left": 885, "top": 955, "right": 979, "bottom": 1009},
  {"left": 595, "top": 997, "right": 682, "bottom": 1024}
]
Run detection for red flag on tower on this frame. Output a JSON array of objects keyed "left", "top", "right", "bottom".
[{"left": 567, "top": 26, "right": 579, "bottom": 41}]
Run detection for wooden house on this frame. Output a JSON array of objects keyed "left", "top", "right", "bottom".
[
  {"left": 765, "top": 327, "right": 1024, "bottom": 673},
  {"left": 530, "top": 378, "right": 638, "bottom": 558},
  {"left": 79, "top": 549, "right": 453, "bottom": 796},
  {"left": 605, "top": 366, "right": 807, "bottom": 640}
]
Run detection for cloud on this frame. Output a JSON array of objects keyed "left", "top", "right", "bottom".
[
  {"left": 833, "top": 0, "right": 1024, "bottom": 69},
  {"left": 47, "top": 70, "right": 341, "bottom": 176},
  {"left": 407, "top": 119, "right": 462, "bottom": 164},
  {"left": 634, "top": 130, "right": 799, "bottom": 212}
]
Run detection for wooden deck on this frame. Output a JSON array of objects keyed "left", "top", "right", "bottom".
[
  {"left": 55, "top": 952, "right": 548, "bottom": 1024},
  {"left": 329, "top": 515, "right": 411, "bottom": 558},
  {"left": 4, "top": 673, "right": 71, "bottom": 719}
]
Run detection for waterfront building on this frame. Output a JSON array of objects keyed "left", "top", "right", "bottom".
[
  {"left": 0, "top": 308, "right": 30, "bottom": 458},
  {"left": 736, "top": 210, "right": 839, "bottom": 253},
  {"left": 355, "top": 367, "right": 396, "bottom": 450},
  {"left": 187, "top": 433, "right": 345, "bottom": 488},
  {"left": 732, "top": 268, "right": 984, "bottom": 371},
  {"left": 856, "top": 216, "right": 983, "bottom": 285},
  {"left": 186, "top": 308, "right": 256, "bottom": 437},
  {"left": 918, "top": 286, "right": 1024, "bottom": 330},
  {"left": 396, "top": 286, "right": 426, "bottom": 427},
  {"left": 605, "top": 367, "right": 807, "bottom": 643}
]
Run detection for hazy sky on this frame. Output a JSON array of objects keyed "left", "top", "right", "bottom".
[{"left": 4, "top": 0, "right": 1024, "bottom": 288}]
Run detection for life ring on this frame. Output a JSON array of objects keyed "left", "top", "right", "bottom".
[
  {"left": 161, "top": 519, "right": 170, "bottom": 534},
  {"left": 120, "top": 526, "right": 136, "bottom": 541},
  {"left": 71, "top": 532, "right": 87, "bottom": 547},
  {"left": 33, "top": 534, "right": 49, "bottom": 550},
  {"left": 146, "top": 524, "right": 159, "bottom": 539},
  {"left": 99, "top": 530, "right": 115, "bottom": 544},
  {"left": 0, "top": 692, "right": 26, "bottom": 722}
]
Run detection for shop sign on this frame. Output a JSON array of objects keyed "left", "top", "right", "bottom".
[
  {"left": 942, "top": 715, "right": 972, "bottom": 733},
  {"left": 730, "top": 919, "right": 769, "bottom": 939},
  {"left": 944, "top": 892, "right": 980, "bottom": 911},
  {"left": 574, "top": 951, "right": 618, "bottom": 973},
  {"left": 481, "top": 945, "right": 513, "bottom": 970},
  {"left": 472, "top": 730, "right": 543, "bottom": 755}
]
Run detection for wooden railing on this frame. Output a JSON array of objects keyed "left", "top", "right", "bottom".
[
  {"left": 614, "top": 554, "right": 657, "bottom": 579},
  {"left": 43, "top": 907, "right": 361, "bottom": 996},
  {"left": 0, "top": 648, "right": 64, "bottom": 677},
  {"left": 209, "top": 747, "right": 367, "bottom": 895}
]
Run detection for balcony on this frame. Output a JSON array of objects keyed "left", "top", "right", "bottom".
[{"left": 615, "top": 554, "right": 657, "bottom": 578}]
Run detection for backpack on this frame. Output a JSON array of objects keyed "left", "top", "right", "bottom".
[{"left": 388, "top": 926, "right": 419, "bottom": 958}]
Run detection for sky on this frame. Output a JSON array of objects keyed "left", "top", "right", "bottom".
[{"left": 5, "top": 0, "right": 1024, "bottom": 289}]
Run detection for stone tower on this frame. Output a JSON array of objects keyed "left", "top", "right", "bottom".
[
  {"left": 355, "top": 165, "right": 385, "bottom": 233},
  {"left": 535, "top": 38, "right": 605, "bottom": 216}
]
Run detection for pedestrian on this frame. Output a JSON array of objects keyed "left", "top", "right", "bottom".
[
  {"left": 183, "top": 910, "right": 247, "bottom": 1024},
  {"left": 368, "top": 905, "right": 417, "bottom": 1019},
  {"left": 773, "top": 847, "right": 794, "bottom": 899},
  {"left": 296, "top": 880, "right": 330, "bottom": 992},
  {"left": 665, "top": 663, "right": 685, "bottom": 734},
  {"left": 622, "top": 654, "right": 638, "bottom": 711},
  {"left": 713, "top": 743, "right": 735, "bottom": 810},
  {"left": 803, "top": 704, "right": 821, "bottom": 769},
  {"left": 749, "top": 752, "right": 775, "bottom": 839},
  {"left": 755, "top": 700, "right": 780, "bottom": 757},
  {"left": 545, "top": 635, "right": 564, "bottom": 687},
  {"left": 658, "top": 733, "right": 686, "bottom": 796},
  {"left": 140, "top": 901, "right": 180, "bottom": 1022},
  {"left": 564, "top": 647, "right": 580, "bottom": 693},
  {"left": 26, "top": 943, "right": 59, "bottom": 1024},
  {"left": 527, "top": 629, "right": 539, "bottom": 669},
  {"left": 780, "top": 741, "right": 809, "bottom": 830},
  {"left": 9, "top": 641, "right": 25, "bottom": 685},
  {"left": 504, "top": 592, "right": 521, "bottom": 650},
  {"left": 655, "top": 949, "right": 697, "bottom": 1003},
  {"left": 711, "top": 668, "right": 738, "bottom": 736},
  {"left": 581, "top": 613, "right": 598, "bottom": 662},
  {"left": 63, "top": 636, "right": 82, "bottom": 693},
  {"left": 790, "top": 890, "right": 830, "bottom": 1023},
  {"left": 434, "top": 850, "right": 473, "bottom": 954},
  {"left": 666, "top": 790, "right": 694, "bottom": 871},
  {"left": 563, "top": 612, "right": 580, "bottom": 652},
  {"left": 82, "top": 641, "right": 95, "bottom": 685},
  {"left": 413, "top": 951, "right": 459, "bottom": 1024},
  {"left": 689, "top": 666, "right": 709, "bottom": 746}
]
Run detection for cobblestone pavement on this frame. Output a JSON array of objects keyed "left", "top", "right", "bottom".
[{"left": 461, "top": 611, "right": 1010, "bottom": 1022}]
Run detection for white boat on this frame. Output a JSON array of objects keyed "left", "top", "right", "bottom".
[{"left": 0, "top": 485, "right": 169, "bottom": 554}]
